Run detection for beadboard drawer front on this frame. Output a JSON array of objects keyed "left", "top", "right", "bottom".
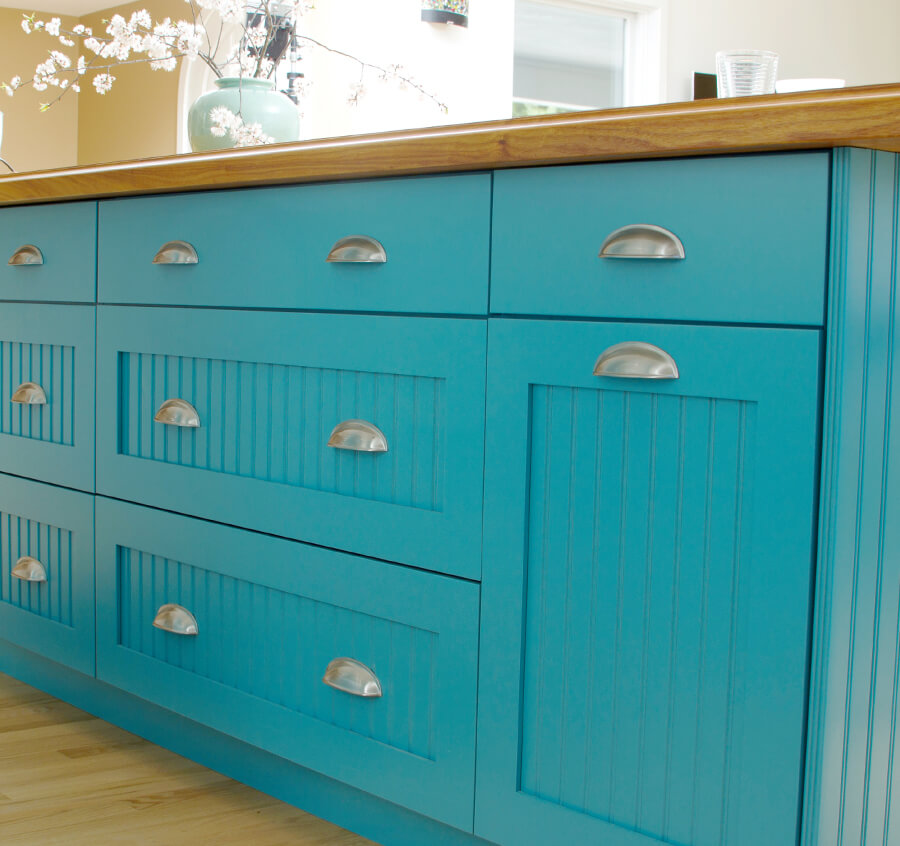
[
  {"left": 98, "top": 174, "right": 490, "bottom": 314},
  {"left": 0, "top": 304, "right": 95, "bottom": 491},
  {"left": 491, "top": 152, "right": 829, "bottom": 324},
  {"left": 0, "top": 202, "right": 96, "bottom": 303},
  {"left": 477, "top": 319, "right": 822, "bottom": 846},
  {"left": 0, "top": 474, "right": 94, "bottom": 675},
  {"left": 95, "top": 498, "right": 479, "bottom": 829},
  {"left": 96, "top": 307, "right": 486, "bottom": 578}
]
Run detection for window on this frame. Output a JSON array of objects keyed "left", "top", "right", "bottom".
[{"left": 512, "top": 0, "right": 665, "bottom": 115}]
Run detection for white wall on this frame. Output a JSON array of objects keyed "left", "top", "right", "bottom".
[
  {"left": 294, "top": 0, "right": 515, "bottom": 140},
  {"left": 665, "top": 0, "right": 900, "bottom": 102}
]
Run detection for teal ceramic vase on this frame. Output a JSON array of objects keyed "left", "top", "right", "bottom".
[{"left": 187, "top": 77, "right": 300, "bottom": 152}]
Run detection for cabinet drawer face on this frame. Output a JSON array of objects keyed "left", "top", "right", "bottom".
[
  {"left": 96, "top": 498, "right": 479, "bottom": 829},
  {"left": 0, "top": 201, "right": 96, "bottom": 303},
  {"left": 96, "top": 307, "right": 486, "bottom": 578},
  {"left": 0, "top": 474, "right": 94, "bottom": 675},
  {"left": 98, "top": 174, "right": 490, "bottom": 314},
  {"left": 0, "top": 304, "right": 95, "bottom": 491},
  {"left": 491, "top": 152, "right": 829, "bottom": 324},
  {"left": 477, "top": 320, "right": 822, "bottom": 846}
]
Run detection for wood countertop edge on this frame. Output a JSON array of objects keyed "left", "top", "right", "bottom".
[{"left": 2, "top": 83, "right": 900, "bottom": 206}]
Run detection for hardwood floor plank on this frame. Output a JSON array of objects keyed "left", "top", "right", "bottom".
[{"left": 0, "top": 673, "right": 377, "bottom": 845}]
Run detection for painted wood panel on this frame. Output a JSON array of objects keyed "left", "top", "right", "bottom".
[
  {"left": 95, "top": 497, "right": 480, "bottom": 831},
  {"left": 802, "top": 148, "right": 900, "bottom": 846},
  {"left": 491, "top": 153, "right": 829, "bottom": 325},
  {"left": 98, "top": 174, "right": 490, "bottom": 315},
  {"left": 0, "top": 304, "right": 94, "bottom": 491},
  {"left": 97, "top": 307, "right": 485, "bottom": 578},
  {"left": 477, "top": 319, "right": 821, "bottom": 846},
  {"left": 0, "top": 201, "right": 96, "bottom": 303},
  {"left": 117, "top": 351, "right": 444, "bottom": 511},
  {"left": 0, "top": 473, "right": 94, "bottom": 675}
]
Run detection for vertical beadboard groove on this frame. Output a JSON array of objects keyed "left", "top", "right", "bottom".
[
  {"left": 116, "top": 543, "right": 437, "bottom": 760},
  {"left": 520, "top": 384, "right": 754, "bottom": 845},
  {"left": 804, "top": 149, "right": 900, "bottom": 846},
  {"left": 119, "top": 351, "right": 444, "bottom": 511}
]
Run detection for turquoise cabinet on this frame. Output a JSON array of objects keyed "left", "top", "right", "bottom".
[
  {"left": 95, "top": 497, "right": 480, "bottom": 830},
  {"left": 476, "top": 319, "right": 822, "bottom": 846},
  {"left": 96, "top": 306, "right": 487, "bottom": 578},
  {"left": 0, "top": 473, "right": 94, "bottom": 675}
]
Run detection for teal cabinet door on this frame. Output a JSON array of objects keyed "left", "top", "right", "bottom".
[
  {"left": 96, "top": 307, "right": 486, "bottom": 579},
  {"left": 476, "top": 319, "right": 821, "bottom": 846}
]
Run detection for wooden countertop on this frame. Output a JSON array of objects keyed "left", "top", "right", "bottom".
[{"left": 2, "top": 82, "right": 900, "bottom": 206}]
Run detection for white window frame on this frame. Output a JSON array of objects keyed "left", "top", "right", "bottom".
[{"left": 514, "top": 0, "right": 667, "bottom": 109}]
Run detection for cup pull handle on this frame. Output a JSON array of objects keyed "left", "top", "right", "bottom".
[
  {"left": 8, "top": 244, "right": 43, "bottom": 266},
  {"left": 326, "top": 235, "right": 387, "bottom": 263},
  {"left": 327, "top": 419, "right": 388, "bottom": 452},
  {"left": 323, "top": 658, "right": 383, "bottom": 698},
  {"left": 599, "top": 224, "right": 685, "bottom": 259},
  {"left": 12, "top": 556, "right": 47, "bottom": 582},
  {"left": 11, "top": 382, "right": 47, "bottom": 405},
  {"left": 593, "top": 342, "right": 679, "bottom": 380},
  {"left": 152, "top": 603, "right": 199, "bottom": 636},
  {"left": 152, "top": 240, "right": 199, "bottom": 265},
  {"left": 154, "top": 398, "right": 200, "bottom": 427}
]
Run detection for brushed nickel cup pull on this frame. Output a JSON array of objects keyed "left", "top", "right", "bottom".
[
  {"left": 11, "top": 382, "right": 47, "bottom": 405},
  {"left": 323, "top": 658, "right": 383, "bottom": 698},
  {"left": 152, "top": 240, "right": 199, "bottom": 265},
  {"left": 154, "top": 398, "right": 200, "bottom": 427},
  {"left": 593, "top": 342, "right": 679, "bottom": 380},
  {"left": 599, "top": 224, "right": 685, "bottom": 259},
  {"left": 152, "top": 603, "right": 199, "bottom": 636},
  {"left": 326, "top": 235, "right": 387, "bottom": 263},
  {"left": 327, "top": 419, "right": 388, "bottom": 452},
  {"left": 11, "top": 556, "right": 47, "bottom": 582},
  {"left": 8, "top": 244, "right": 43, "bottom": 266}
]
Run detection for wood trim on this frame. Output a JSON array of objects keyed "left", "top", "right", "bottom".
[{"left": 2, "top": 82, "right": 900, "bottom": 206}]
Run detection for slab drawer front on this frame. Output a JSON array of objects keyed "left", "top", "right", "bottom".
[
  {"left": 95, "top": 497, "right": 479, "bottom": 829},
  {"left": 491, "top": 152, "right": 829, "bottom": 325},
  {"left": 98, "top": 173, "right": 490, "bottom": 314},
  {"left": 0, "top": 474, "right": 94, "bottom": 674},
  {"left": 0, "top": 201, "right": 96, "bottom": 303},
  {"left": 476, "top": 319, "right": 822, "bottom": 845},
  {"left": 96, "top": 307, "right": 486, "bottom": 578},
  {"left": 0, "top": 304, "right": 95, "bottom": 491}
]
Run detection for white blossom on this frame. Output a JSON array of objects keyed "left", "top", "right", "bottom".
[
  {"left": 45, "top": 18, "right": 61, "bottom": 37},
  {"left": 92, "top": 72, "right": 115, "bottom": 94},
  {"left": 21, "top": 17, "right": 33, "bottom": 34},
  {"left": 50, "top": 50, "right": 71, "bottom": 69},
  {"left": 59, "top": 36, "right": 75, "bottom": 47},
  {"left": 208, "top": 105, "right": 275, "bottom": 147},
  {"left": 77, "top": 56, "right": 86, "bottom": 75}
]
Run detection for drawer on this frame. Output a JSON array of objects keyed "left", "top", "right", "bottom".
[
  {"left": 0, "top": 474, "right": 94, "bottom": 675},
  {"left": 95, "top": 498, "right": 479, "bottom": 830},
  {"left": 491, "top": 152, "right": 829, "bottom": 325},
  {"left": 96, "top": 307, "right": 486, "bottom": 579},
  {"left": 0, "top": 201, "right": 96, "bottom": 303},
  {"left": 0, "top": 304, "right": 95, "bottom": 491},
  {"left": 98, "top": 174, "right": 490, "bottom": 314}
]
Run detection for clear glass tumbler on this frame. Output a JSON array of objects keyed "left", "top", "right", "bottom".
[{"left": 715, "top": 50, "right": 779, "bottom": 98}]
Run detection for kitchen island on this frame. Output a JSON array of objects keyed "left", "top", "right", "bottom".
[{"left": 0, "top": 85, "right": 898, "bottom": 846}]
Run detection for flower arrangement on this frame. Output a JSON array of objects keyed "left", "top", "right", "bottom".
[{"left": 3, "top": 0, "right": 446, "bottom": 147}]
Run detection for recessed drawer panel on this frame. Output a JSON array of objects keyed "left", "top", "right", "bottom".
[
  {"left": 0, "top": 304, "right": 95, "bottom": 491},
  {"left": 96, "top": 307, "right": 486, "bottom": 578},
  {"left": 0, "top": 474, "right": 94, "bottom": 675},
  {"left": 0, "top": 201, "right": 96, "bottom": 303},
  {"left": 98, "top": 174, "right": 490, "bottom": 314},
  {"left": 95, "top": 498, "right": 479, "bottom": 830},
  {"left": 491, "top": 152, "right": 829, "bottom": 325}
]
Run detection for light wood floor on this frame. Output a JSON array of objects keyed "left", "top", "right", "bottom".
[{"left": 0, "top": 672, "right": 378, "bottom": 845}]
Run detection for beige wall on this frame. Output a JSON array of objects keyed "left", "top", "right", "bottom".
[
  {"left": 0, "top": 7, "right": 78, "bottom": 173},
  {"left": 77, "top": 0, "right": 184, "bottom": 166}
]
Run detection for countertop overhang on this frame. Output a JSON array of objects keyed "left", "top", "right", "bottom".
[{"left": 2, "top": 82, "right": 900, "bottom": 207}]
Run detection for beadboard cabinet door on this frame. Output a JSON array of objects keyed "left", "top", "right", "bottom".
[
  {"left": 96, "top": 307, "right": 486, "bottom": 578},
  {"left": 476, "top": 319, "right": 822, "bottom": 846}
]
